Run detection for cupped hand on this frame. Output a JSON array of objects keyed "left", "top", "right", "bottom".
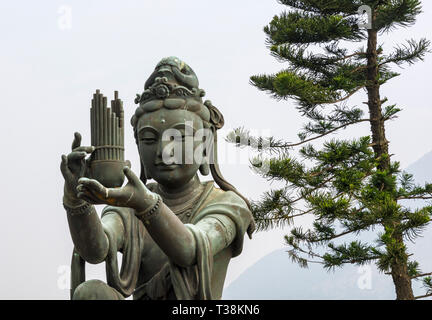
[
  {"left": 76, "top": 166, "right": 157, "bottom": 211},
  {"left": 60, "top": 132, "right": 95, "bottom": 204}
]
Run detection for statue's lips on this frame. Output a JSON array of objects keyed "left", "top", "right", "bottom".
[{"left": 156, "top": 163, "right": 179, "bottom": 171}]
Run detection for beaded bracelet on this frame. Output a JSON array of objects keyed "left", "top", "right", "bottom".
[
  {"left": 136, "top": 195, "right": 162, "bottom": 223},
  {"left": 63, "top": 201, "right": 92, "bottom": 216}
]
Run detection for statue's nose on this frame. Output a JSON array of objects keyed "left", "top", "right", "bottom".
[{"left": 156, "top": 139, "right": 176, "bottom": 164}]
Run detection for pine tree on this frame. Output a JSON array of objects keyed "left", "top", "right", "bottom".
[{"left": 229, "top": 0, "right": 432, "bottom": 299}]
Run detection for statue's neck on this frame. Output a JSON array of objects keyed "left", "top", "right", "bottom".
[
  {"left": 157, "top": 175, "right": 205, "bottom": 214},
  {"left": 157, "top": 174, "right": 202, "bottom": 200}
]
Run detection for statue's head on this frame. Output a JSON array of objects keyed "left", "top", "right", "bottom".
[{"left": 131, "top": 57, "right": 249, "bottom": 206}]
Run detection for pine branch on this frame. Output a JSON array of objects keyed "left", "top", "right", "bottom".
[
  {"left": 415, "top": 276, "right": 432, "bottom": 299},
  {"left": 380, "top": 38, "right": 431, "bottom": 67},
  {"left": 281, "top": 118, "right": 370, "bottom": 148},
  {"left": 270, "top": 43, "right": 367, "bottom": 78},
  {"left": 277, "top": 0, "right": 361, "bottom": 16},
  {"left": 264, "top": 10, "right": 364, "bottom": 46},
  {"left": 322, "top": 241, "right": 382, "bottom": 269},
  {"left": 414, "top": 293, "right": 432, "bottom": 300},
  {"left": 227, "top": 118, "right": 371, "bottom": 155},
  {"left": 254, "top": 211, "right": 310, "bottom": 232},
  {"left": 382, "top": 104, "right": 402, "bottom": 121},
  {"left": 411, "top": 272, "right": 432, "bottom": 280},
  {"left": 308, "top": 227, "right": 360, "bottom": 243},
  {"left": 398, "top": 196, "right": 432, "bottom": 200},
  {"left": 287, "top": 248, "right": 324, "bottom": 268},
  {"left": 397, "top": 180, "right": 432, "bottom": 200},
  {"left": 250, "top": 70, "right": 341, "bottom": 104},
  {"left": 324, "top": 86, "right": 364, "bottom": 104},
  {"left": 407, "top": 260, "right": 421, "bottom": 277},
  {"left": 397, "top": 207, "right": 432, "bottom": 242},
  {"left": 375, "top": 0, "right": 423, "bottom": 33},
  {"left": 286, "top": 233, "right": 326, "bottom": 268}
]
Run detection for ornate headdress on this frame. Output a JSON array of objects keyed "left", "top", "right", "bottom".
[{"left": 132, "top": 56, "right": 223, "bottom": 130}]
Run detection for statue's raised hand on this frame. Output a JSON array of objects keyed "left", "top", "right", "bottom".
[
  {"left": 60, "top": 132, "right": 95, "bottom": 206},
  {"left": 76, "top": 167, "right": 158, "bottom": 212}
]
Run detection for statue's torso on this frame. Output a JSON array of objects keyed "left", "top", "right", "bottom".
[{"left": 133, "top": 181, "right": 232, "bottom": 299}]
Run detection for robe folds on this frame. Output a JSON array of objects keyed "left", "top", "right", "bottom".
[{"left": 70, "top": 180, "right": 254, "bottom": 300}]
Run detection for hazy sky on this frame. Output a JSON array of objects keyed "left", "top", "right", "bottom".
[{"left": 0, "top": 0, "right": 431, "bottom": 299}]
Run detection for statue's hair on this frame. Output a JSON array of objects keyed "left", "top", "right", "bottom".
[
  {"left": 131, "top": 98, "right": 214, "bottom": 139},
  {"left": 130, "top": 99, "right": 252, "bottom": 212}
]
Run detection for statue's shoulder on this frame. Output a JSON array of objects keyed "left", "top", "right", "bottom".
[
  {"left": 198, "top": 180, "right": 250, "bottom": 214},
  {"left": 197, "top": 181, "right": 255, "bottom": 247},
  {"left": 193, "top": 181, "right": 251, "bottom": 223}
]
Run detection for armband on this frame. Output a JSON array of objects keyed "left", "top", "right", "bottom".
[
  {"left": 136, "top": 194, "right": 162, "bottom": 223},
  {"left": 63, "top": 201, "right": 93, "bottom": 216}
]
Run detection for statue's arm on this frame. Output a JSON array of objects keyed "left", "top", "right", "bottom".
[
  {"left": 65, "top": 205, "right": 125, "bottom": 264},
  {"left": 65, "top": 204, "right": 108, "bottom": 264},
  {"left": 194, "top": 214, "right": 237, "bottom": 255},
  {"left": 140, "top": 203, "right": 236, "bottom": 267},
  {"left": 61, "top": 132, "right": 129, "bottom": 265},
  {"left": 74, "top": 168, "right": 238, "bottom": 267}
]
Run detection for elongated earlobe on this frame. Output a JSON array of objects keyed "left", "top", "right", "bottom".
[
  {"left": 145, "top": 166, "right": 151, "bottom": 179},
  {"left": 139, "top": 161, "right": 151, "bottom": 184},
  {"left": 199, "top": 161, "right": 210, "bottom": 176}
]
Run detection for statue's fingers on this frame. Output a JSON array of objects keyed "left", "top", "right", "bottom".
[
  {"left": 73, "top": 146, "right": 95, "bottom": 154},
  {"left": 60, "top": 155, "right": 69, "bottom": 174},
  {"left": 71, "top": 132, "right": 82, "bottom": 151},
  {"left": 60, "top": 155, "right": 74, "bottom": 181},
  {"left": 77, "top": 192, "right": 100, "bottom": 204},
  {"left": 88, "top": 187, "right": 120, "bottom": 206},
  {"left": 77, "top": 186, "right": 101, "bottom": 200},
  {"left": 67, "top": 152, "right": 87, "bottom": 175},
  {"left": 78, "top": 178, "right": 107, "bottom": 198},
  {"left": 78, "top": 185, "right": 118, "bottom": 206},
  {"left": 123, "top": 166, "right": 141, "bottom": 186},
  {"left": 76, "top": 184, "right": 90, "bottom": 194},
  {"left": 67, "top": 151, "right": 87, "bottom": 163},
  {"left": 105, "top": 188, "right": 125, "bottom": 199},
  {"left": 77, "top": 184, "right": 101, "bottom": 197},
  {"left": 77, "top": 184, "right": 97, "bottom": 198}
]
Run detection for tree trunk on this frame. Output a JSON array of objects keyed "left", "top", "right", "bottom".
[
  {"left": 390, "top": 234, "right": 415, "bottom": 300},
  {"left": 366, "top": 25, "right": 388, "bottom": 169},
  {"left": 366, "top": 14, "right": 414, "bottom": 300}
]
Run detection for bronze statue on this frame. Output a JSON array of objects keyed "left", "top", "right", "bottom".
[{"left": 60, "top": 56, "right": 255, "bottom": 300}]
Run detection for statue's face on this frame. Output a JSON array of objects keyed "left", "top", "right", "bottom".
[{"left": 137, "top": 108, "right": 205, "bottom": 189}]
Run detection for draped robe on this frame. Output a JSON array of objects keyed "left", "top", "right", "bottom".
[{"left": 70, "top": 180, "right": 254, "bottom": 300}]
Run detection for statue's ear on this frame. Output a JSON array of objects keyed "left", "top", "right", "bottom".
[
  {"left": 139, "top": 161, "right": 150, "bottom": 183},
  {"left": 204, "top": 100, "right": 224, "bottom": 129},
  {"left": 199, "top": 161, "right": 210, "bottom": 176}
]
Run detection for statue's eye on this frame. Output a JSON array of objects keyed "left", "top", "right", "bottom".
[
  {"left": 168, "top": 129, "right": 186, "bottom": 142},
  {"left": 141, "top": 138, "right": 157, "bottom": 144},
  {"left": 167, "top": 135, "right": 185, "bottom": 143},
  {"left": 139, "top": 131, "right": 157, "bottom": 144}
]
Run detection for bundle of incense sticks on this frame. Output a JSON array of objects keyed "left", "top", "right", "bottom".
[{"left": 90, "top": 90, "right": 124, "bottom": 161}]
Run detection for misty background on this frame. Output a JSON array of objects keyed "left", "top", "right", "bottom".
[{"left": 0, "top": 0, "right": 431, "bottom": 299}]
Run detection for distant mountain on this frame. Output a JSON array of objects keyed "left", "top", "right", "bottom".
[
  {"left": 405, "top": 150, "right": 432, "bottom": 185},
  {"left": 223, "top": 151, "right": 432, "bottom": 300},
  {"left": 223, "top": 248, "right": 396, "bottom": 299}
]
